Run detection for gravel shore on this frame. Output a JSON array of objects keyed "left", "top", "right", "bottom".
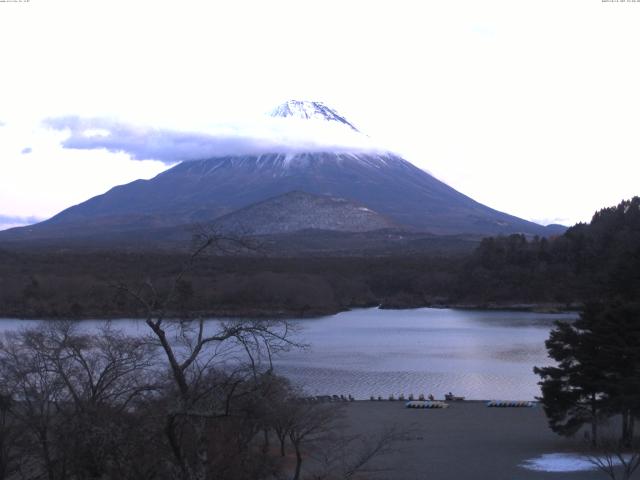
[{"left": 339, "top": 401, "right": 605, "bottom": 480}]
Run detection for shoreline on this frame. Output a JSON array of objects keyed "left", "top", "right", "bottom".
[
  {"left": 0, "top": 302, "right": 581, "bottom": 321},
  {"left": 379, "top": 301, "right": 582, "bottom": 314},
  {"left": 336, "top": 401, "right": 602, "bottom": 480}
]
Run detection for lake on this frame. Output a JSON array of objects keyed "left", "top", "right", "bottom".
[{"left": 0, "top": 307, "right": 577, "bottom": 400}]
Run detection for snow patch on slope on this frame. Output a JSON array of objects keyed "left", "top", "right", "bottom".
[
  {"left": 270, "top": 100, "right": 360, "bottom": 132},
  {"left": 175, "top": 152, "right": 416, "bottom": 176}
]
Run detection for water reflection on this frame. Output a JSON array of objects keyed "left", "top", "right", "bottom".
[
  {"left": 0, "top": 307, "right": 577, "bottom": 400},
  {"left": 273, "top": 308, "right": 577, "bottom": 400}
]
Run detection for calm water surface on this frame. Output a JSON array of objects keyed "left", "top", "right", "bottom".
[
  {"left": 0, "top": 308, "right": 577, "bottom": 400},
  {"left": 272, "top": 308, "right": 577, "bottom": 400}
]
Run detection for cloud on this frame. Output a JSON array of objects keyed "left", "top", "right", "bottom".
[
  {"left": 43, "top": 115, "right": 388, "bottom": 164},
  {"left": 0, "top": 214, "right": 43, "bottom": 232}
]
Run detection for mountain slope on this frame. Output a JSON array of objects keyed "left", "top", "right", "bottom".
[
  {"left": 1, "top": 151, "right": 561, "bottom": 240},
  {"left": 212, "top": 190, "right": 397, "bottom": 235},
  {"left": 0, "top": 151, "right": 563, "bottom": 244}
]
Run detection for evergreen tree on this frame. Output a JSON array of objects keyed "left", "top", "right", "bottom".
[
  {"left": 589, "top": 302, "right": 640, "bottom": 446},
  {"left": 534, "top": 311, "right": 608, "bottom": 445},
  {"left": 535, "top": 302, "right": 640, "bottom": 446}
]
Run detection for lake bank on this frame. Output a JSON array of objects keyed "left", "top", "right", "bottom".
[
  {"left": 0, "top": 301, "right": 580, "bottom": 321},
  {"left": 380, "top": 301, "right": 582, "bottom": 314},
  {"left": 336, "top": 401, "right": 602, "bottom": 480}
]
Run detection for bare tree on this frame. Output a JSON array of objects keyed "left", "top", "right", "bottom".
[
  {"left": 585, "top": 436, "right": 640, "bottom": 480},
  {"left": 0, "top": 392, "right": 23, "bottom": 480},
  {"left": 273, "top": 399, "right": 401, "bottom": 480},
  {"left": 0, "top": 322, "right": 159, "bottom": 480},
  {"left": 21, "top": 321, "right": 157, "bottom": 411},
  {"left": 310, "top": 426, "right": 401, "bottom": 480},
  {"left": 0, "top": 328, "right": 68, "bottom": 480},
  {"left": 116, "top": 230, "right": 299, "bottom": 480},
  {"left": 286, "top": 402, "right": 341, "bottom": 480}
]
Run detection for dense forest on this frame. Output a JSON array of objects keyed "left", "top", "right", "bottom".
[
  {"left": 464, "top": 196, "right": 640, "bottom": 305},
  {"left": 0, "top": 197, "right": 638, "bottom": 319}
]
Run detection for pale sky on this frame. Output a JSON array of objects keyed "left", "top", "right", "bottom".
[{"left": 1, "top": 0, "right": 639, "bottom": 231}]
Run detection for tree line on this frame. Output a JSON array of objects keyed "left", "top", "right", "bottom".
[
  {"left": 2, "top": 197, "right": 637, "bottom": 319},
  {"left": 462, "top": 197, "right": 640, "bottom": 305}
]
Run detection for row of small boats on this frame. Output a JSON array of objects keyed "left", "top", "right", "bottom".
[{"left": 405, "top": 400, "right": 535, "bottom": 408}]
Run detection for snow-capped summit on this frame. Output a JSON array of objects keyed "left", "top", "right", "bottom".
[{"left": 270, "top": 100, "right": 360, "bottom": 132}]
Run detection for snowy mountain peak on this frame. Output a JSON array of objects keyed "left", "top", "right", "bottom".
[{"left": 270, "top": 100, "right": 360, "bottom": 132}]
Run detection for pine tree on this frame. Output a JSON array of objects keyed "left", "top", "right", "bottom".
[
  {"left": 535, "top": 302, "right": 640, "bottom": 446},
  {"left": 534, "top": 313, "right": 608, "bottom": 445}
]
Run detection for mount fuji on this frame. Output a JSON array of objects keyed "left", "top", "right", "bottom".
[{"left": 0, "top": 101, "right": 564, "bottom": 249}]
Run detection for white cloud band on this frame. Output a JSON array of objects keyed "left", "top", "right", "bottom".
[{"left": 44, "top": 116, "right": 389, "bottom": 164}]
